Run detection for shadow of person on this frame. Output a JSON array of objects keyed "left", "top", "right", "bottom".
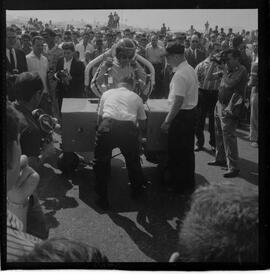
[
  {"left": 238, "top": 157, "right": 258, "bottom": 185},
  {"left": 108, "top": 211, "right": 177, "bottom": 262}
]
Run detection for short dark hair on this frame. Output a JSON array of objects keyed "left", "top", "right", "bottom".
[
  {"left": 62, "top": 42, "right": 75, "bottom": 51},
  {"left": 6, "top": 26, "right": 16, "bottom": 33},
  {"left": 21, "top": 33, "right": 31, "bottom": 40},
  {"left": 232, "top": 35, "right": 243, "bottom": 49},
  {"left": 64, "top": 30, "right": 72, "bottom": 36},
  {"left": 223, "top": 48, "right": 241, "bottom": 59},
  {"left": 19, "top": 237, "right": 109, "bottom": 262},
  {"left": 30, "top": 31, "right": 39, "bottom": 38},
  {"left": 6, "top": 101, "right": 25, "bottom": 168},
  {"left": 32, "top": 35, "right": 43, "bottom": 45},
  {"left": 14, "top": 72, "right": 44, "bottom": 102},
  {"left": 176, "top": 182, "right": 258, "bottom": 262}
]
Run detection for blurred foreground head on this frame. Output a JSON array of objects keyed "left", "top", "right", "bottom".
[
  {"left": 170, "top": 181, "right": 258, "bottom": 263},
  {"left": 19, "top": 237, "right": 109, "bottom": 262}
]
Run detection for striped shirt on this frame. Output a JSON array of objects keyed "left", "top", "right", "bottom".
[
  {"left": 7, "top": 210, "right": 41, "bottom": 262},
  {"left": 195, "top": 57, "right": 221, "bottom": 91}
]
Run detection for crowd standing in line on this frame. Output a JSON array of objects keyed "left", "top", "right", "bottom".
[{"left": 5, "top": 14, "right": 259, "bottom": 263}]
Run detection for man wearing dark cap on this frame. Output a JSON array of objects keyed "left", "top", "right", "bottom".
[{"left": 161, "top": 41, "right": 198, "bottom": 193}]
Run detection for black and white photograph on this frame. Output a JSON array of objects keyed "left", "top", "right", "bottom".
[{"left": 2, "top": 3, "right": 269, "bottom": 270}]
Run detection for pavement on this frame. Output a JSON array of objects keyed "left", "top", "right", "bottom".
[{"left": 35, "top": 122, "right": 258, "bottom": 262}]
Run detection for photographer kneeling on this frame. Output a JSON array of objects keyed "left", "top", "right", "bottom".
[{"left": 12, "top": 72, "right": 57, "bottom": 239}]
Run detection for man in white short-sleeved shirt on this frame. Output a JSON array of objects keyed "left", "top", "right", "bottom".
[
  {"left": 93, "top": 77, "right": 147, "bottom": 210},
  {"left": 26, "top": 36, "right": 49, "bottom": 94},
  {"left": 161, "top": 41, "right": 198, "bottom": 193}
]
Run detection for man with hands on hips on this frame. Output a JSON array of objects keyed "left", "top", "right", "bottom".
[{"left": 161, "top": 40, "right": 198, "bottom": 193}]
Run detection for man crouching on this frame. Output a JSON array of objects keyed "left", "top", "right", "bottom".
[{"left": 93, "top": 77, "right": 147, "bottom": 210}]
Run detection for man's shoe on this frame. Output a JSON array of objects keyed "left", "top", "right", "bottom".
[
  {"left": 95, "top": 197, "right": 109, "bottom": 210},
  {"left": 194, "top": 146, "right": 204, "bottom": 152},
  {"left": 223, "top": 169, "right": 240, "bottom": 178},
  {"left": 208, "top": 160, "right": 227, "bottom": 167}
]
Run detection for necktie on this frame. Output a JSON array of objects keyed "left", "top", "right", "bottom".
[
  {"left": 194, "top": 49, "right": 197, "bottom": 60},
  {"left": 9, "top": 49, "right": 15, "bottom": 70}
]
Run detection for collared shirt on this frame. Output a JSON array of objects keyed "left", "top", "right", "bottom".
[
  {"left": 64, "top": 57, "right": 73, "bottom": 73},
  {"left": 75, "top": 41, "right": 95, "bottom": 62},
  {"left": 7, "top": 209, "right": 41, "bottom": 262},
  {"left": 195, "top": 57, "right": 221, "bottom": 91},
  {"left": 6, "top": 48, "right": 18, "bottom": 69},
  {"left": 168, "top": 60, "right": 198, "bottom": 110},
  {"left": 145, "top": 45, "right": 166, "bottom": 64},
  {"left": 98, "top": 87, "right": 147, "bottom": 123},
  {"left": 26, "top": 51, "right": 49, "bottom": 93},
  {"left": 218, "top": 64, "right": 248, "bottom": 105}
]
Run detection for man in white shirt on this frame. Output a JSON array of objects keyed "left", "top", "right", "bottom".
[
  {"left": 26, "top": 36, "right": 51, "bottom": 114},
  {"left": 93, "top": 77, "right": 147, "bottom": 210},
  {"left": 161, "top": 41, "right": 198, "bottom": 193},
  {"left": 145, "top": 35, "right": 166, "bottom": 98},
  {"left": 75, "top": 31, "right": 95, "bottom": 62}
]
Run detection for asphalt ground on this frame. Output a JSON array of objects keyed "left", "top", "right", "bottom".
[{"left": 35, "top": 122, "right": 258, "bottom": 262}]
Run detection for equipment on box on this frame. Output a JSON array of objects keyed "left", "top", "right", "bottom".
[
  {"left": 32, "top": 108, "right": 59, "bottom": 145},
  {"left": 54, "top": 69, "right": 72, "bottom": 86}
]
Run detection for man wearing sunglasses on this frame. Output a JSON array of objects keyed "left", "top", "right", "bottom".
[
  {"left": 185, "top": 34, "right": 206, "bottom": 69},
  {"left": 91, "top": 38, "right": 147, "bottom": 99}
]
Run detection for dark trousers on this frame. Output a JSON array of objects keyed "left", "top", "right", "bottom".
[
  {"left": 167, "top": 108, "right": 196, "bottom": 191},
  {"left": 93, "top": 119, "right": 145, "bottom": 198},
  {"left": 150, "top": 63, "right": 164, "bottom": 99},
  {"left": 195, "top": 88, "right": 218, "bottom": 148}
]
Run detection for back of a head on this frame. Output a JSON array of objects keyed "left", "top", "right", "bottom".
[
  {"left": 176, "top": 182, "right": 258, "bottom": 263},
  {"left": 118, "top": 76, "right": 135, "bottom": 91},
  {"left": 19, "top": 237, "right": 109, "bottom": 262},
  {"left": 14, "top": 72, "right": 44, "bottom": 102}
]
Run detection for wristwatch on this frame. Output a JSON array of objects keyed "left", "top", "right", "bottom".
[{"left": 7, "top": 196, "right": 30, "bottom": 209}]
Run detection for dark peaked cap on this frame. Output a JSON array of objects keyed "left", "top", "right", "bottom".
[{"left": 165, "top": 43, "right": 185, "bottom": 55}]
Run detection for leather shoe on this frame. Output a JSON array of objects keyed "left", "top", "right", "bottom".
[
  {"left": 194, "top": 146, "right": 204, "bottom": 152},
  {"left": 208, "top": 160, "right": 227, "bottom": 167},
  {"left": 95, "top": 198, "right": 109, "bottom": 210},
  {"left": 223, "top": 169, "right": 240, "bottom": 178}
]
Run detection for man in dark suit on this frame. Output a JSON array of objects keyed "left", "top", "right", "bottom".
[
  {"left": 6, "top": 26, "right": 28, "bottom": 101},
  {"left": 184, "top": 34, "right": 206, "bottom": 69},
  {"left": 55, "top": 42, "right": 85, "bottom": 111}
]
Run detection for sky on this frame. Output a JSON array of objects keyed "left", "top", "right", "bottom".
[{"left": 6, "top": 9, "right": 258, "bottom": 32}]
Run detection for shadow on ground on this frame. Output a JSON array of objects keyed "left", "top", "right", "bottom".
[
  {"left": 36, "top": 149, "right": 79, "bottom": 231},
  {"left": 77, "top": 154, "right": 209, "bottom": 261}
]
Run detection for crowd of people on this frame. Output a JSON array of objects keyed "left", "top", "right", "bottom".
[{"left": 5, "top": 16, "right": 259, "bottom": 264}]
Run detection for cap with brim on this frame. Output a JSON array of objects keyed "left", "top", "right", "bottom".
[{"left": 165, "top": 43, "right": 185, "bottom": 55}]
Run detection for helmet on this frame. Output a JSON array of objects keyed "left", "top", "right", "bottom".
[{"left": 115, "top": 38, "right": 136, "bottom": 59}]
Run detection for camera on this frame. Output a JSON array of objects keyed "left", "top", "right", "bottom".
[
  {"left": 210, "top": 51, "right": 227, "bottom": 65},
  {"left": 32, "top": 108, "right": 59, "bottom": 145}
]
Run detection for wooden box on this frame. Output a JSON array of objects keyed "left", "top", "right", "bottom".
[{"left": 61, "top": 98, "right": 99, "bottom": 152}]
